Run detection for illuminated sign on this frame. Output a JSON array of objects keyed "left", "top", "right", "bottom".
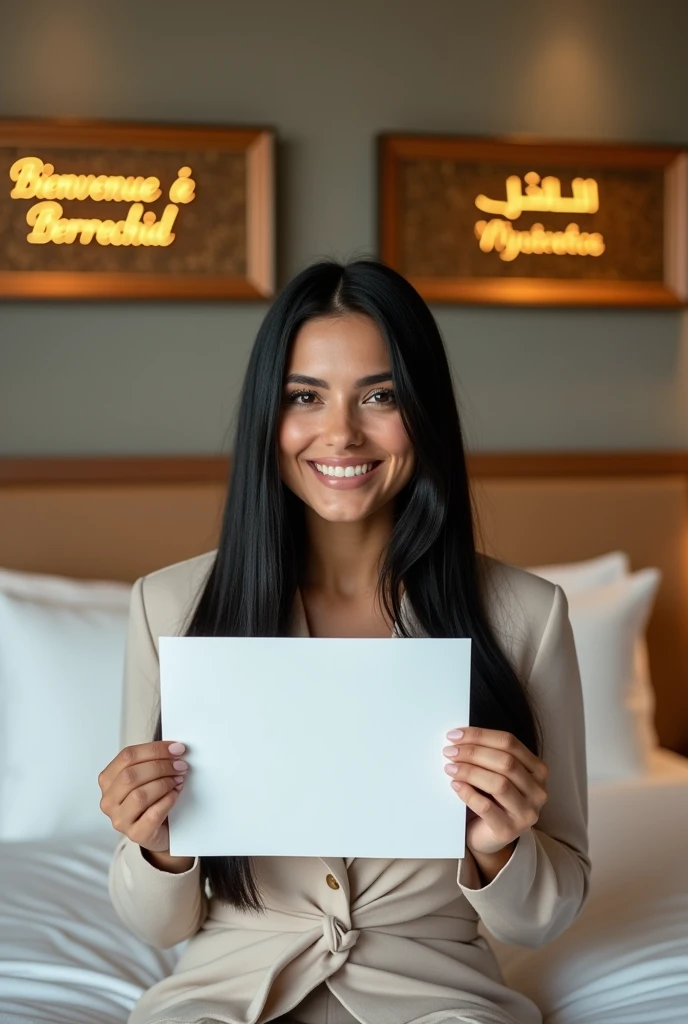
[
  {"left": 378, "top": 134, "right": 688, "bottom": 307},
  {"left": 9, "top": 157, "right": 196, "bottom": 247},
  {"left": 0, "top": 119, "right": 275, "bottom": 299},
  {"left": 473, "top": 173, "right": 605, "bottom": 262},
  {"left": 474, "top": 219, "right": 605, "bottom": 262},
  {"left": 475, "top": 172, "right": 600, "bottom": 220}
]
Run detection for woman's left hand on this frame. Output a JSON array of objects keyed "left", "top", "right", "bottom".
[{"left": 443, "top": 727, "right": 549, "bottom": 856}]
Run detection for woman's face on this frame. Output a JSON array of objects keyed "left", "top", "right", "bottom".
[{"left": 278, "top": 313, "right": 416, "bottom": 522}]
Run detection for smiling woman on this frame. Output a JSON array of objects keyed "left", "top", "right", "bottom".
[
  {"left": 276, "top": 310, "right": 418, "bottom": 637},
  {"left": 105, "top": 256, "right": 590, "bottom": 1024}
]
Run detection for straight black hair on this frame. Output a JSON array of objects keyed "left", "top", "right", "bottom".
[{"left": 153, "top": 256, "right": 543, "bottom": 914}]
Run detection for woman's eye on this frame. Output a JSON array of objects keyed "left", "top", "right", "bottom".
[
  {"left": 286, "top": 390, "right": 317, "bottom": 405},
  {"left": 286, "top": 388, "right": 396, "bottom": 406},
  {"left": 369, "top": 388, "right": 396, "bottom": 405}
]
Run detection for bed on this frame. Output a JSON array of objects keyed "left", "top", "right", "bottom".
[{"left": 1, "top": 451, "right": 687, "bottom": 1024}]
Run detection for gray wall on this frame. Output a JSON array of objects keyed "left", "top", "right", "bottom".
[{"left": 1, "top": 0, "right": 687, "bottom": 456}]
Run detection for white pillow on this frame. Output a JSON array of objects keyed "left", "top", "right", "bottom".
[
  {"left": 565, "top": 570, "right": 661, "bottom": 781},
  {"left": 528, "top": 552, "right": 660, "bottom": 767},
  {"left": 527, "top": 550, "right": 630, "bottom": 593},
  {"left": 0, "top": 572, "right": 131, "bottom": 840},
  {"left": 0, "top": 565, "right": 131, "bottom": 605}
]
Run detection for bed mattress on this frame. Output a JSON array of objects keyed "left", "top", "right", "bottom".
[{"left": 1, "top": 749, "right": 687, "bottom": 1024}]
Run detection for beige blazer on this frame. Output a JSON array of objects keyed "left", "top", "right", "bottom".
[{"left": 108, "top": 551, "right": 590, "bottom": 1024}]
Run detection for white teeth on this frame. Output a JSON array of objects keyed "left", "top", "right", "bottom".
[{"left": 314, "top": 462, "right": 374, "bottom": 477}]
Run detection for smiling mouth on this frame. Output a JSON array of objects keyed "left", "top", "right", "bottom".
[
  {"left": 305, "top": 460, "right": 384, "bottom": 487},
  {"left": 308, "top": 460, "right": 382, "bottom": 477}
]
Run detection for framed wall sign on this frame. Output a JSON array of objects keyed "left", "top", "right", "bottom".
[
  {"left": 0, "top": 119, "right": 275, "bottom": 300},
  {"left": 378, "top": 134, "right": 688, "bottom": 307}
]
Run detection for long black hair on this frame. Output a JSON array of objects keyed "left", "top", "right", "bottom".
[{"left": 153, "top": 256, "right": 543, "bottom": 913}]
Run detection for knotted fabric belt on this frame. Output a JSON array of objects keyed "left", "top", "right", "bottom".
[{"left": 322, "top": 914, "right": 360, "bottom": 954}]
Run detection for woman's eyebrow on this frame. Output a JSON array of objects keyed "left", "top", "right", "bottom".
[{"left": 284, "top": 372, "right": 393, "bottom": 388}]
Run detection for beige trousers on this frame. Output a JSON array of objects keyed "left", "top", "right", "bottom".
[
  {"left": 273, "top": 981, "right": 359, "bottom": 1023},
  {"left": 274, "top": 980, "right": 507, "bottom": 1024}
]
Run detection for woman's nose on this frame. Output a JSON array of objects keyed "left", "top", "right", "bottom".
[{"left": 320, "top": 400, "right": 362, "bottom": 443}]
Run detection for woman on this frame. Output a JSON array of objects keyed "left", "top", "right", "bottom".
[{"left": 100, "top": 257, "right": 590, "bottom": 1024}]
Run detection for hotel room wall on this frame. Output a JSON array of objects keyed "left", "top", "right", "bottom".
[{"left": 1, "top": 0, "right": 687, "bottom": 456}]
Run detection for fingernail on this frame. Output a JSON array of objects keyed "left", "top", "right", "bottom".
[
  {"left": 447, "top": 729, "right": 464, "bottom": 740},
  {"left": 172, "top": 760, "right": 188, "bottom": 772},
  {"left": 173, "top": 775, "right": 185, "bottom": 784},
  {"left": 444, "top": 763, "right": 459, "bottom": 775},
  {"left": 168, "top": 743, "right": 185, "bottom": 755},
  {"left": 443, "top": 746, "right": 459, "bottom": 757}
]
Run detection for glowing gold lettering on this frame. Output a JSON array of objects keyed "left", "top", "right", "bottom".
[
  {"left": 10, "top": 155, "right": 189, "bottom": 247},
  {"left": 50, "top": 218, "right": 71, "bottom": 244},
  {"left": 475, "top": 173, "right": 600, "bottom": 220},
  {"left": 89, "top": 175, "right": 107, "bottom": 201},
  {"left": 41, "top": 174, "right": 59, "bottom": 200},
  {"left": 10, "top": 157, "right": 41, "bottom": 198},
  {"left": 23, "top": 200, "right": 180, "bottom": 246},
  {"left": 25, "top": 200, "right": 59, "bottom": 243},
  {"left": 474, "top": 219, "right": 605, "bottom": 261},
  {"left": 121, "top": 203, "right": 144, "bottom": 245},
  {"left": 9, "top": 157, "right": 163, "bottom": 203},
  {"left": 120, "top": 177, "right": 146, "bottom": 202},
  {"left": 139, "top": 176, "right": 162, "bottom": 202},
  {"left": 168, "top": 166, "right": 196, "bottom": 204}
]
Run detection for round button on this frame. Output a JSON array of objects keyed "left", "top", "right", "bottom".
[{"left": 325, "top": 873, "right": 340, "bottom": 890}]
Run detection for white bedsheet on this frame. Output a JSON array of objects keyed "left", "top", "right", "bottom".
[
  {"left": 485, "top": 748, "right": 688, "bottom": 1023},
  {"left": 1, "top": 749, "right": 687, "bottom": 1024},
  {"left": 0, "top": 829, "right": 180, "bottom": 1024}
]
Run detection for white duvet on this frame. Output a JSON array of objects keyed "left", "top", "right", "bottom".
[
  {"left": 1, "top": 749, "right": 687, "bottom": 1024},
  {"left": 0, "top": 827, "right": 182, "bottom": 1024},
  {"left": 485, "top": 748, "right": 688, "bottom": 1023}
]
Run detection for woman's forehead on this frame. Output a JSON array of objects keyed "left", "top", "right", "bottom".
[{"left": 287, "top": 315, "right": 388, "bottom": 367}]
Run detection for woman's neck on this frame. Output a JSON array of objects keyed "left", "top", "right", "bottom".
[{"left": 302, "top": 503, "right": 394, "bottom": 601}]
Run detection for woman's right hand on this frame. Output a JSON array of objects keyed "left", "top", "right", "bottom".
[{"left": 98, "top": 741, "right": 188, "bottom": 853}]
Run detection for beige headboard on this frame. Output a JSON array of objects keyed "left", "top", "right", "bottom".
[{"left": 1, "top": 452, "right": 687, "bottom": 755}]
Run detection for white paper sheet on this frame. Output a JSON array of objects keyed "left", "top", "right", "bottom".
[{"left": 159, "top": 636, "right": 471, "bottom": 859}]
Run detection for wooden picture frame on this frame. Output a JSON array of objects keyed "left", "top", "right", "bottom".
[
  {"left": 378, "top": 134, "right": 688, "bottom": 307},
  {"left": 0, "top": 118, "right": 275, "bottom": 300}
]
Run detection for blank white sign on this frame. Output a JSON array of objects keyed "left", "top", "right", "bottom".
[{"left": 159, "top": 636, "right": 471, "bottom": 859}]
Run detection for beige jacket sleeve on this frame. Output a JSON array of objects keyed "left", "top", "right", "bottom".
[
  {"left": 107, "top": 575, "right": 209, "bottom": 949},
  {"left": 456, "top": 584, "right": 591, "bottom": 949}
]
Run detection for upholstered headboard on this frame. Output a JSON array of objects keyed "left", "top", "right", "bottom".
[{"left": 1, "top": 452, "right": 686, "bottom": 754}]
